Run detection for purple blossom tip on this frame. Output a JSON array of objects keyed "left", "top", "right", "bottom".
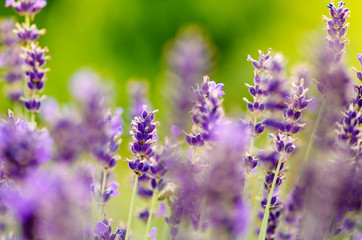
[
  {"left": 357, "top": 53, "right": 362, "bottom": 66},
  {"left": 155, "top": 203, "right": 167, "bottom": 217},
  {"left": 147, "top": 227, "right": 157, "bottom": 240}
]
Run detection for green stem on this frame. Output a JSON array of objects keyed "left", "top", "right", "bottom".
[
  {"left": 243, "top": 114, "right": 257, "bottom": 201},
  {"left": 191, "top": 147, "right": 196, "bottom": 163},
  {"left": 258, "top": 155, "right": 284, "bottom": 240},
  {"left": 143, "top": 189, "right": 158, "bottom": 240},
  {"left": 243, "top": 172, "right": 249, "bottom": 201},
  {"left": 100, "top": 168, "right": 108, "bottom": 216},
  {"left": 125, "top": 175, "right": 139, "bottom": 240},
  {"left": 298, "top": 99, "right": 325, "bottom": 183},
  {"left": 25, "top": 15, "right": 30, "bottom": 27},
  {"left": 162, "top": 222, "right": 169, "bottom": 240},
  {"left": 30, "top": 112, "right": 36, "bottom": 128}
]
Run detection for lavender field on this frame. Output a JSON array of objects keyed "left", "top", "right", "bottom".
[{"left": 0, "top": 0, "right": 362, "bottom": 240}]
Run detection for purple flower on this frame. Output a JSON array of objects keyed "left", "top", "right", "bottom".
[
  {"left": 68, "top": 69, "right": 123, "bottom": 167},
  {"left": 0, "top": 19, "right": 24, "bottom": 102},
  {"left": 5, "top": 0, "right": 47, "bottom": 15},
  {"left": 166, "top": 26, "right": 213, "bottom": 130},
  {"left": 353, "top": 53, "right": 362, "bottom": 81},
  {"left": 186, "top": 75, "right": 225, "bottom": 146},
  {"left": 200, "top": 121, "right": 250, "bottom": 237},
  {"left": 155, "top": 203, "right": 167, "bottom": 217},
  {"left": 148, "top": 227, "right": 157, "bottom": 240},
  {"left": 323, "top": 1, "right": 350, "bottom": 63},
  {"left": 94, "top": 217, "right": 126, "bottom": 240},
  {"left": 127, "top": 107, "right": 158, "bottom": 175},
  {"left": 15, "top": 23, "right": 45, "bottom": 43},
  {"left": 2, "top": 165, "right": 92, "bottom": 240},
  {"left": 0, "top": 110, "right": 53, "bottom": 179}
]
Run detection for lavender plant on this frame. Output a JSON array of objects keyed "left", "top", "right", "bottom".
[{"left": 0, "top": 1, "right": 361, "bottom": 240}]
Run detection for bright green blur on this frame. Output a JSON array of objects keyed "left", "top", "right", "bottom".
[{"left": 0, "top": 1, "right": 361, "bottom": 239}]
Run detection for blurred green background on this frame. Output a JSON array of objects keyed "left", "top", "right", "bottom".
[{"left": 1, "top": 0, "right": 362, "bottom": 239}]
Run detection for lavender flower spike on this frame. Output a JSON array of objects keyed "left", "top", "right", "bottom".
[
  {"left": 0, "top": 19, "right": 24, "bottom": 102},
  {"left": 323, "top": 1, "right": 350, "bottom": 63},
  {"left": 352, "top": 53, "right": 362, "bottom": 81},
  {"left": 6, "top": 0, "right": 47, "bottom": 16},
  {"left": 0, "top": 110, "right": 53, "bottom": 179},
  {"left": 166, "top": 26, "right": 213, "bottom": 130},
  {"left": 186, "top": 75, "right": 225, "bottom": 147}
]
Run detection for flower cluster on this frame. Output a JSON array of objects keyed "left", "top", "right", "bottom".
[
  {"left": 6, "top": 0, "right": 48, "bottom": 114},
  {"left": 0, "top": 110, "right": 52, "bottom": 179},
  {"left": 2, "top": 166, "right": 92, "bottom": 240},
  {"left": 5, "top": 0, "right": 46, "bottom": 16},
  {"left": 94, "top": 217, "right": 126, "bottom": 240},
  {"left": 0, "top": 19, "right": 24, "bottom": 102},
  {"left": 166, "top": 26, "right": 213, "bottom": 130},
  {"left": 128, "top": 108, "right": 159, "bottom": 176},
  {"left": 185, "top": 75, "right": 225, "bottom": 147},
  {"left": 323, "top": 1, "right": 350, "bottom": 63},
  {"left": 0, "top": 1, "right": 361, "bottom": 240}
]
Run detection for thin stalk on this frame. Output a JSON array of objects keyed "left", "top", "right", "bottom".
[
  {"left": 258, "top": 155, "right": 284, "bottom": 240},
  {"left": 243, "top": 172, "right": 249, "bottom": 200},
  {"left": 191, "top": 147, "right": 196, "bottom": 163},
  {"left": 143, "top": 189, "right": 158, "bottom": 240},
  {"left": 299, "top": 99, "right": 325, "bottom": 182},
  {"left": 125, "top": 175, "right": 139, "bottom": 240},
  {"left": 162, "top": 222, "right": 169, "bottom": 240},
  {"left": 100, "top": 168, "right": 108, "bottom": 216},
  {"left": 243, "top": 114, "right": 257, "bottom": 201},
  {"left": 25, "top": 15, "right": 30, "bottom": 27},
  {"left": 30, "top": 112, "right": 36, "bottom": 129}
]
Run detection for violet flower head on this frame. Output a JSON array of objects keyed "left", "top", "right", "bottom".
[
  {"left": 94, "top": 217, "right": 126, "bottom": 240},
  {"left": 14, "top": 22, "right": 45, "bottom": 43},
  {"left": 337, "top": 104, "right": 361, "bottom": 151},
  {"left": 2, "top": 166, "right": 92, "bottom": 240},
  {"left": 167, "top": 26, "right": 213, "bottom": 129},
  {"left": 0, "top": 110, "right": 53, "bottom": 179},
  {"left": 23, "top": 44, "right": 49, "bottom": 93},
  {"left": 128, "top": 107, "right": 158, "bottom": 175},
  {"left": 186, "top": 75, "right": 225, "bottom": 147},
  {"left": 92, "top": 173, "right": 120, "bottom": 204},
  {"left": 200, "top": 121, "right": 251, "bottom": 238},
  {"left": 0, "top": 19, "right": 24, "bottom": 102},
  {"left": 5, "top": 0, "right": 47, "bottom": 16},
  {"left": 323, "top": 1, "right": 350, "bottom": 63},
  {"left": 70, "top": 69, "right": 123, "bottom": 167},
  {"left": 130, "top": 108, "right": 158, "bottom": 159},
  {"left": 299, "top": 159, "right": 362, "bottom": 240},
  {"left": 353, "top": 53, "right": 362, "bottom": 81},
  {"left": 166, "top": 154, "right": 202, "bottom": 238}
]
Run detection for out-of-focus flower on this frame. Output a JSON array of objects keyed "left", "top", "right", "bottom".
[
  {"left": 0, "top": 18, "right": 24, "bottom": 102},
  {"left": 353, "top": 54, "right": 362, "bottom": 81},
  {"left": 92, "top": 172, "right": 120, "bottom": 204},
  {"left": 0, "top": 110, "right": 53, "bottom": 179},
  {"left": 14, "top": 22, "right": 45, "bottom": 43},
  {"left": 166, "top": 26, "right": 213, "bottom": 130},
  {"left": 94, "top": 217, "right": 126, "bottom": 240},
  {"left": 127, "top": 80, "right": 151, "bottom": 118},
  {"left": 167, "top": 120, "right": 251, "bottom": 239},
  {"left": 2, "top": 165, "right": 92, "bottom": 240},
  {"left": 323, "top": 1, "right": 350, "bottom": 63},
  {"left": 200, "top": 121, "right": 250, "bottom": 238},
  {"left": 5, "top": 0, "right": 47, "bottom": 16},
  {"left": 148, "top": 227, "right": 157, "bottom": 240}
]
